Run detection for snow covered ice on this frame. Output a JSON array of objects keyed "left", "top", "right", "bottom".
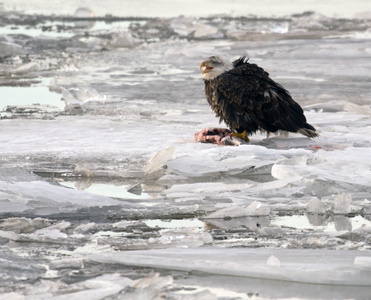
[{"left": 1, "top": 1, "right": 371, "bottom": 299}]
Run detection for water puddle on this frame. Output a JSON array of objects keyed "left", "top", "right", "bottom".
[
  {"left": 143, "top": 214, "right": 371, "bottom": 234},
  {"left": 272, "top": 214, "right": 371, "bottom": 233},
  {"left": 59, "top": 181, "right": 155, "bottom": 200},
  {"left": 144, "top": 218, "right": 204, "bottom": 229},
  {"left": 0, "top": 78, "right": 64, "bottom": 117},
  {"left": 0, "top": 22, "right": 75, "bottom": 38},
  {"left": 90, "top": 20, "right": 147, "bottom": 31}
]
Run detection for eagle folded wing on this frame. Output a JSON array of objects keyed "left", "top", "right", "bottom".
[{"left": 214, "top": 63, "right": 314, "bottom": 135}]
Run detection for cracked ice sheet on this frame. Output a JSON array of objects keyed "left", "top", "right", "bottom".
[
  {"left": 272, "top": 148, "right": 371, "bottom": 187},
  {"left": 0, "top": 180, "right": 140, "bottom": 215},
  {"left": 87, "top": 247, "right": 371, "bottom": 286},
  {"left": 1, "top": 110, "right": 371, "bottom": 215}
]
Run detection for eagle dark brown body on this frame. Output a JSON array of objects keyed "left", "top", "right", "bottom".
[{"left": 202, "top": 56, "right": 318, "bottom": 139}]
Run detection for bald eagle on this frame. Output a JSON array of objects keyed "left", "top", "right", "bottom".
[{"left": 199, "top": 55, "right": 318, "bottom": 143}]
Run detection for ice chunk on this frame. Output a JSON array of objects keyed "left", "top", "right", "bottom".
[
  {"left": 205, "top": 201, "right": 270, "bottom": 219},
  {"left": 40, "top": 221, "right": 71, "bottom": 231},
  {"left": 73, "top": 222, "right": 97, "bottom": 233},
  {"left": 0, "top": 40, "right": 25, "bottom": 57},
  {"left": 109, "top": 29, "right": 136, "bottom": 48},
  {"left": 258, "top": 226, "right": 283, "bottom": 237},
  {"left": 333, "top": 215, "right": 352, "bottom": 231},
  {"left": 61, "top": 63, "right": 79, "bottom": 72},
  {"left": 303, "top": 179, "right": 334, "bottom": 198},
  {"left": 267, "top": 255, "right": 281, "bottom": 267},
  {"left": 143, "top": 146, "right": 176, "bottom": 175},
  {"left": 170, "top": 17, "right": 195, "bottom": 36},
  {"left": 135, "top": 272, "right": 172, "bottom": 288},
  {"left": 32, "top": 228, "right": 68, "bottom": 240},
  {"left": 279, "top": 155, "right": 308, "bottom": 166},
  {"left": 0, "top": 179, "right": 137, "bottom": 215},
  {"left": 0, "top": 230, "right": 21, "bottom": 241},
  {"left": 353, "top": 224, "right": 371, "bottom": 234},
  {"left": 12, "top": 62, "right": 39, "bottom": 75},
  {"left": 47, "top": 273, "right": 134, "bottom": 300},
  {"left": 194, "top": 23, "right": 218, "bottom": 38},
  {"left": 74, "top": 7, "right": 95, "bottom": 17},
  {"left": 0, "top": 217, "right": 53, "bottom": 233},
  {"left": 271, "top": 23, "right": 289, "bottom": 34},
  {"left": 88, "top": 247, "right": 371, "bottom": 286},
  {"left": 246, "top": 177, "right": 302, "bottom": 196},
  {"left": 334, "top": 193, "right": 352, "bottom": 214},
  {"left": 271, "top": 164, "right": 302, "bottom": 180},
  {"left": 123, "top": 273, "right": 174, "bottom": 300},
  {"left": 306, "top": 197, "right": 327, "bottom": 214},
  {"left": 205, "top": 216, "right": 270, "bottom": 231},
  {"left": 152, "top": 227, "right": 213, "bottom": 248},
  {"left": 50, "top": 258, "right": 84, "bottom": 270},
  {"left": 344, "top": 102, "right": 371, "bottom": 116},
  {"left": 170, "top": 17, "right": 220, "bottom": 39},
  {"left": 245, "top": 201, "right": 271, "bottom": 216},
  {"left": 61, "top": 87, "right": 106, "bottom": 105},
  {"left": 75, "top": 164, "right": 95, "bottom": 178},
  {"left": 270, "top": 155, "right": 308, "bottom": 181},
  {"left": 204, "top": 207, "right": 239, "bottom": 219},
  {"left": 292, "top": 12, "right": 330, "bottom": 31},
  {"left": 0, "top": 217, "right": 35, "bottom": 234},
  {"left": 167, "top": 155, "right": 228, "bottom": 176}
]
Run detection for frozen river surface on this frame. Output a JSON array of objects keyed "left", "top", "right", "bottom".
[{"left": 1, "top": 1, "right": 371, "bottom": 299}]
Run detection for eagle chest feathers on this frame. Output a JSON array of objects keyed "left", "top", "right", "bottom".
[
  {"left": 204, "top": 78, "right": 241, "bottom": 131},
  {"left": 205, "top": 80, "right": 220, "bottom": 112}
]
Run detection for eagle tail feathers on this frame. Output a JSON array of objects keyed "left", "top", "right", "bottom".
[{"left": 298, "top": 127, "right": 318, "bottom": 138}]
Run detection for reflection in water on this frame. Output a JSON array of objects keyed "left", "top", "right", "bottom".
[
  {"left": 307, "top": 213, "right": 327, "bottom": 226},
  {"left": 75, "top": 178, "right": 93, "bottom": 190},
  {"left": 307, "top": 213, "right": 353, "bottom": 231},
  {"left": 333, "top": 215, "right": 352, "bottom": 231},
  {"left": 273, "top": 214, "right": 369, "bottom": 233},
  {"left": 59, "top": 180, "right": 166, "bottom": 201},
  {"left": 205, "top": 214, "right": 369, "bottom": 233},
  {"left": 59, "top": 178, "right": 370, "bottom": 234},
  {"left": 74, "top": 7, "right": 96, "bottom": 29}
]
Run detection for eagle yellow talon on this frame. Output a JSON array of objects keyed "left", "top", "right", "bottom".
[{"left": 231, "top": 131, "right": 250, "bottom": 142}]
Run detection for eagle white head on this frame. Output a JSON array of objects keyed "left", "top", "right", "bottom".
[{"left": 200, "top": 55, "right": 233, "bottom": 80}]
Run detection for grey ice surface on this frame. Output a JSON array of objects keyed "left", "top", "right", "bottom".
[{"left": 1, "top": 1, "right": 371, "bottom": 299}]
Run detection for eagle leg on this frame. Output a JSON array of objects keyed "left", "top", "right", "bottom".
[{"left": 231, "top": 131, "right": 250, "bottom": 143}]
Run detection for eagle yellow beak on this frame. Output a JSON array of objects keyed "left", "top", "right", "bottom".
[{"left": 200, "top": 60, "right": 213, "bottom": 74}]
